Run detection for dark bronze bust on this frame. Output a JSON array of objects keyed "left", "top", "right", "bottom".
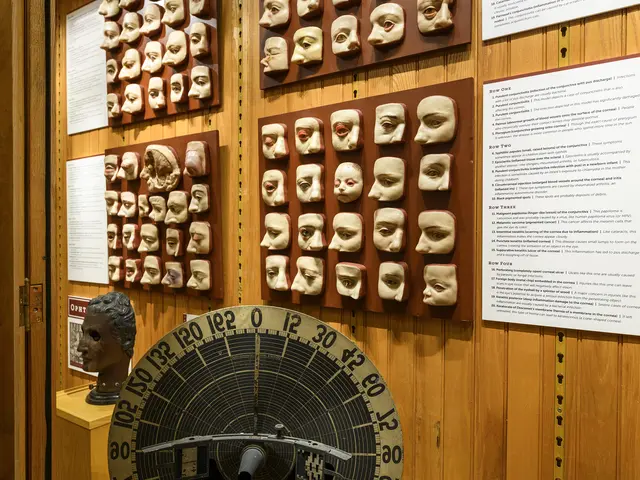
[{"left": 77, "top": 292, "right": 137, "bottom": 405}]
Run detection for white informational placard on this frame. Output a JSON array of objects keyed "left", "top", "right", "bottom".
[
  {"left": 68, "top": 296, "right": 97, "bottom": 376},
  {"left": 183, "top": 314, "right": 199, "bottom": 322},
  {"left": 483, "top": 0, "right": 640, "bottom": 41},
  {"left": 67, "top": 155, "right": 109, "bottom": 284},
  {"left": 66, "top": 0, "right": 108, "bottom": 135},
  {"left": 483, "top": 56, "right": 640, "bottom": 336}
]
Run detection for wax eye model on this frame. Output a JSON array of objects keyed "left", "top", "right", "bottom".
[
  {"left": 329, "top": 213, "right": 363, "bottom": 252},
  {"left": 98, "top": 0, "right": 120, "bottom": 19},
  {"left": 184, "top": 141, "right": 210, "bottom": 177},
  {"left": 190, "top": 23, "right": 210, "bottom": 58},
  {"left": 148, "top": 77, "right": 166, "bottom": 110},
  {"left": 107, "top": 94, "right": 121, "bottom": 119},
  {"left": 162, "top": 262, "right": 184, "bottom": 288},
  {"left": 368, "top": 157, "right": 405, "bottom": 201},
  {"left": 291, "top": 27, "right": 323, "bottom": 65},
  {"left": 187, "top": 260, "right": 211, "bottom": 291},
  {"left": 416, "top": 210, "right": 456, "bottom": 254},
  {"left": 187, "top": 222, "right": 212, "bottom": 254},
  {"left": 148, "top": 196, "right": 167, "bottom": 223},
  {"left": 291, "top": 256, "right": 324, "bottom": 295},
  {"left": 373, "top": 208, "right": 406, "bottom": 252},
  {"left": 106, "top": 59, "right": 119, "bottom": 85},
  {"left": 335, "top": 263, "right": 366, "bottom": 300},
  {"left": 331, "top": 15, "right": 361, "bottom": 57},
  {"left": 119, "top": 49, "right": 141, "bottom": 81},
  {"left": 138, "top": 224, "right": 160, "bottom": 253},
  {"left": 107, "top": 224, "right": 121, "bottom": 249},
  {"left": 117, "top": 152, "right": 140, "bottom": 180},
  {"left": 122, "top": 224, "right": 140, "bottom": 250},
  {"left": 104, "top": 155, "right": 119, "bottom": 183},
  {"left": 418, "top": 0, "right": 454, "bottom": 34},
  {"left": 415, "top": 95, "right": 457, "bottom": 144},
  {"left": 330, "top": 109, "right": 363, "bottom": 151},
  {"left": 162, "top": 0, "right": 186, "bottom": 28},
  {"left": 122, "top": 84, "right": 144, "bottom": 115},
  {"left": 294, "top": 117, "right": 324, "bottom": 155},
  {"left": 125, "top": 259, "right": 143, "bottom": 283},
  {"left": 296, "top": 164, "right": 324, "bottom": 203},
  {"left": 423, "top": 264, "right": 457, "bottom": 306},
  {"left": 297, "top": 0, "right": 322, "bottom": 19},
  {"left": 368, "top": 3, "right": 406, "bottom": 47},
  {"left": 188, "top": 66, "right": 212, "bottom": 100},
  {"left": 419, "top": 154, "right": 452, "bottom": 191},
  {"left": 141, "top": 145, "right": 181, "bottom": 193},
  {"left": 190, "top": 0, "right": 210, "bottom": 17},
  {"left": 261, "top": 37, "right": 289, "bottom": 74},
  {"left": 262, "top": 170, "right": 288, "bottom": 206},
  {"left": 105, "top": 191, "right": 120, "bottom": 216},
  {"left": 260, "top": 0, "right": 291, "bottom": 28},
  {"left": 117, "top": 192, "right": 137, "bottom": 218},
  {"left": 140, "top": 3, "right": 164, "bottom": 36},
  {"left": 162, "top": 31, "right": 188, "bottom": 67},
  {"left": 189, "top": 184, "right": 210, "bottom": 214},
  {"left": 101, "top": 22, "right": 121, "bottom": 51},
  {"left": 165, "top": 228, "right": 184, "bottom": 257},
  {"left": 119, "top": 12, "right": 142, "bottom": 44},
  {"left": 378, "top": 262, "right": 409, "bottom": 302},
  {"left": 261, "top": 213, "right": 291, "bottom": 250},
  {"left": 142, "top": 42, "right": 164, "bottom": 75},
  {"left": 265, "top": 255, "right": 290, "bottom": 291},
  {"left": 165, "top": 191, "right": 190, "bottom": 225},
  {"left": 108, "top": 256, "right": 124, "bottom": 282},
  {"left": 262, "top": 123, "right": 289, "bottom": 160},
  {"left": 375, "top": 103, "right": 407, "bottom": 144},
  {"left": 141, "top": 256, "right": 163, "bottom": 285},
  {"left": 170, "top": 74, "right": 189, "bottom": 104},
  {"left": 333, "top": 162, "right": 363, "bottom": 203},
  {"left": 297, "top": 213, "right": 326, "bottom": 251},
  {"left": 138, "top": 195, "right": 151, "bottom": 218}
]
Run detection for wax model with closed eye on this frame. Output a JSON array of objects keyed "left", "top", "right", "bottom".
[
  {"left": 291, "top": 27, "right": 323, "bottom": 65},
  {"left": 148, "top": 77, "right": 166, "bottom": 110},
  {"left": 162, "top": 262, "right": 184, "bottom": 288},
  {"left": 373, "top": 208, "right": 406, "bottom": 252},
  {"left": 117, "top": 192, "right": 137, "bottom": 218},
  {"left": 187, "top": 260, "right": 211, "bottom": 290},
  {"left": 119, "top": 49, "right": 141, "bottom": 81},
  {"left": 331, "top": 16, "right": 361, "bottom": 57},
  {"left": 190, "top": 0, "right": 210, "bottom": 17},
  {"left": 368, "top": 3, "right": 406, "bottom": 47},
  {"left": 162, "top": 0, "right": 186, "bottom": 28},
  {"left": 122, "top": 224, "right": 140, "bottom": 250},
  {"left": 122, "top": 84, "right": 144, "bottom": 115},
  {"left": 369, "top": 157, "right": 405, "bottom": 201},
  {"left": 334, "top": 162, "right": 363, "bottom": 203},
  {"left": 125, "top": 259, "right": 143, "bottom": 283},
  {"left": 162, "top": 31, "right": 188, "bottom": 67},
  {"left": 185, "top": 141, "right": 210, "bottom": 177},
  {"left": 416, "top": 210, "right": 456, "bottom": 254},
  {"left": 262, "top": 170, "right": 288, "bottom": 206},
  {"left": 105, "top": 191, "right": 120, "bottom": 216},
  {"left": 170, "top": 74, "right": 189, "bottom": 104},
  {"left": 138, "top": 195, "right": 151, "bottom": 218},
  {"left": 261, "top": 213, "right": 291, "bottom": 250},
  {"left": 187, "top": 222, "right": 212, "bottom": 254},
  {"left": 262, "top": 37, "right": 289, "bottom": 74},
  {"left": 119, "top": 0, "right": 142, "bottom": 10},
  {"left": 107, "top": 94, "right": 122, "bottom": 119},
  {"left": 140, "top": 3, "right": 164, "bottom": 36},
  {"left": 141, "top": 145, "right": 181, "bottom": 193},
  {"left": 375, "top": 103, "right": 407, "bottom": 144},
  {"left": 165, "top": 191, "right": 190, "bottom": 224},
  {"left": 141, "top": 256, "right": 163, "bottom": 285},
  {"left": 297, "top": 0, "right": 322, "bottom": 19},
  {"left": 265, "top": 256, "right": 290, "bottom": 291},
  {"left": 262, "top": 124, "right": 289, "bottom": 160},
  {"left": 189, "top": 184, "right": 210, "bottom": 213},
  {"left": 378, "top": 262, "right": 409, "bottom": 302},
  {"left": 418, "top": 0, "right": 454, "bottom": 34},
  {"left": 296, "top": 164, "right": 324, "bottom": 203},
  {"left": 188, "top": 66, "right": 212, "bottom": 100},
  {"left": 335, "top": 263, "right": 366, "bottom": 300},
  {"left": 331, "top": 110, "right": 363, "bottom": 151},
  {"left": 99, "top": 0, "right": 120, "bottom": 18},
  {"left": 119, "top": 13, "right": 142, "bottom": 44},
  {"left": 106, "top": 59, "right": 119, "bottom": 84},
  {"left": 190, "top": 23, "right": 210, "bottom": 58},
  {"left": 419, "top": 154, "right": 452, "bottom": 191},
  {"left": 415, "top": 96, "right": 457, "bottom": 144},
  {"left": 101, "top": 22, "right": 121, "bottom": 51},
  {"left": 166, "top": 228, "right": 184, "bottom": 257},
  {"left": 142, "top": 42, "right": 164, "bottom": 75},
  {"left": 260, "top": 0, "right": 291, "bottom": 28},
  {"left": 291, "top": 257, "right": 324, "bottom": 295},
  {"left": 104, "top": 155, "right": 119, "bottom": 182},
  {"left": 298, "top": 213, "right": 326, "bottom": 251},
  {"left": 295, "top": 117, "right": 324, "bottom": 155},
  {"left": 108, "top": 256, "right": 124, "bottom": 282},
  {"left": 138, "top": 224, "right": 160, "bottom": 253},
  {"left": 107, "top": 224, "right": 121, "bottom": 249},
  {"left": 423, "top": 264, "right": 457, "bottom": 306},
  {"left": 329, "top": 213, "right": 363, "bottom": 252},
  {"left": 149, "top": 196, "right": 167, "bottom": 222},
  {"left": 117, "top": 152, "right": 140, "bottom": 180}
]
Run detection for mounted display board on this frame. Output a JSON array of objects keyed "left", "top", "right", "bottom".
[
  {"left": 259, "top": 79, "right": 474, "bottom": 320},
  {"left": 259, "top": 0, "right": 472, "bottom": 89}
]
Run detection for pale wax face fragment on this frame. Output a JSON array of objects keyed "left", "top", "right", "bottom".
[
  {"left": 189, "top": 184, "right": 210, "bottom": 213},
  {"left": 166, "top": 228, "right": 183, "bottom": 257},
  {"left": 140, "top": 4, "right": 164, "bottom": 36},
  {"left": 99, "top": 0, "right": 120, "bottom": 19},
  {"left": 334, "top": 162, "right": 363, "bottom": 203},
  {"left": 148, "top": 77, "right": 166, "bottom": 110},
  {"left": 329, "top": 213, "right": 363, "bottom": 252},
  {"left": 106, "top": 59, "right": 119, "bottom": 84},
  {"left": 141, "top": 145, "right": 181, "bottom": 193},
  {"left": 170, "top": 74, "right": 188, "bottom": 104},
  {"left": 295, "top": 117, "right": 323, "bottom": 155},
  {"left": 104, "top": 155, "right": 119, "bottom": 182},
  {"left": 187, "top": 260, "right": 211, "bottom": 290},
  {"left": 331, "top": 16, "right": 361, "bottom": 57},
  {"left": 262, "top": 124, "right": 289, "bottom": 160},
  {"left": 108, "top": 256, "right": 124, "bottom": 282},
  {"left": 416, "top": 210, "right": 456, "bottom": 254},
  {"left": 378, "top": 262, "right": 409, "bottom": 302},
  {"left": 373, "top": 208, "right": 406, "bottom": 252},
  {"left": 117, "top": 152, "right": 139, "bottom": 180},
  {"left": 331, "top": 110, "right": 362, "bottom": 151},
  {"left": 165, "top": 191, "right": 190, "bottom": 224},
  {"left": 162, "top": 0, "right": 186, "bottom": 27},
  {"left": 417, "top": 0, "right": 454, "bottom": 34},
  {"left": 261, "top": 213, "right": 291, "bottom": 250},
  {"left": 375, "top": 103, "right": 407, "bottom": 144},
  {"left": 260, "top": 0, "right": 291, "bottom": 28},
  {"left": 368, "top": 3, "right": 406, "bottom": 47},
  {"left": 119, "top": 49, "right": 141, "bottom": 81},
  {"left": 162, "top": 262, "right": 184, "bottom": 288},
  {"left": 187, "top": 222, "right": 211, "bottom": 254},
  {"left": 101, "top": 22, "right": 121, "bottom": 50},
  {"left": 107, "top": 224, "right": 121, "bottom": 249},
  {"left": 105, "top": 191, "right": 120, "bottom": 216},
  {"left": 149, "top": 196, "right": 167, "bottom": 223},
  {"left": 184, "top": 141, "right": 209, "bottom": 177},
  {"left": 297, "top": 0, "right": 322, "bottom": 19},
  {"left": 188, "top": 66, "right": 212, "bottom": 100},
  {"left": 415, "top": 96, "right": 457, "bottom": 144},
  {"left": 107, "top": 94, "right": 121, "bottom": 119},
  {"left": 141, "top": 256, "right": 162, "bottom": 285},
  {"left": 190, "top": 23, "right": 209, "bottom": 58},
  {"left": 138, "top": 195, "right": 151, "bottom": 217},
  {"left": 190, "top": 0, "right": 210, "bottom": 18},
  {"left": 262, "top": 170, "right": 287, "bottom": 206},
  {"left": 291, "top": 27, "right": 323, "bottom": 65},
  {"left": 296, "top": 164, "right": 323, "bottom": 203},
  {"left": 419, "top": 154, "right": 452, "bottom": 191},
  {"left": 368, "top": 157, "right": 405, "bottom": 201},
  {"left": 122, "top": 224, "right": 140, "bottom": 250},
  {"left": 423, "top": 264, "right": 458, "bottom": 306},
  {"left": 142, "top": 42, "right": 164, "bottom": 74},
  {"left": 117, "top": 191, "right": 137, "bottom": 218},
  {"left": 162, "top": 31, "right": 188, "bottom": 67},
  {"left": 298, "top": 213, "right": 326, "bottom": 251},
  {"left": 138, "top": 224, "right": 160, "bottom": 253},
  {"left": 291, "top": 256, "right": 324, "bottom": 295},
  {"left": 265, "top": 255, "right": 290, "bottom": 291},
  {"left": 122, "top": 84, "right": 144, "bottom": 115},
  {"left": 262, "top": 37, "right": 289, "bottom": 73},
  {"left": 336, "top": 263, "right": 366, "bottom": 299},
  {"left": 119, "top": 13, "right": 142, "bottom": 44},
  {"left": 125, "top": 259, "right": 142, "bottom": 283}
]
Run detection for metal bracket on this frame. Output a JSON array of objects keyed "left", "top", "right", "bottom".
[
  {"left": 18, "top": 278, "right": 44, "bottom": 332},
  {"left": 19, "top": 278, "right": 30, "bottom": 329}
]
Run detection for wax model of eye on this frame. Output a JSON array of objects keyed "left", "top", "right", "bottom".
[
  {"left": 148, "top": 196, "right": 167, "bottom": 223},
  {"left": 106, "top": 59, "right": 119, "bottom": 84},
  {"left": 140, "top": 3, "right": 164, "bottom": 36},
  {"left": 141, "top": 256, "right": 163, "bottom": 285},
  {"left": 162, "top": 0, "right": 186, "bottom": 28},
  {"left": 184, "top": 141, "right": 210, "bottom": 177},
  {"left": 122, "top": 84, "right": 144, "bottom": 115},
  {"left": 375, "top": 103, "right": 407, "bottom": 144},
  {"left": 104, "top": 155, "right": 119, "bottom": 182},
  {"left": 170, "top": 74, "right": 189, "bottom": 104},
  {"left": 331, "top": 15, "right": 361, "bottom": 57},
  {"left": 101, "top": 22, "right": 121, "bottom": 51},
  {"left": 423, "top": 264, "right": 457, "bottom": 306},
  {"left": 415, "top": 95, "right": 457, "bottom": 144},
  {"left": 294, "top": 117, "right": 324, "bottom": 155},
  {"left": 416, "top": 210, "right": 456, "bottom": 254},
  {"left": 291, "top": 256, "right": 324, "bottom": 295},
  {"left": 107, "top": 224, "right": 121, "bottom": 249},
  {"left": 333, "top": 162, "right": 363, "bottom": 203},
  {"left": 260, "top": 0, "right": 291, "bottom": 28},
  {"left": 117, "top": 152, "right": 140, "bottom": 180},
  {"left": 330, "top": 109, "right": 363, "bottom": 151},
  {"left": 98, "top": 0, "right": 120, "bottom": 18},
  {"left": 119, "top": 49, "right": 141, "bottom": 81},
  {"left": 265, "top": 255, "right": 291, "bottom": 291},
  {"left": 262, "top": 170, "right": 288, "bottom": 206},
  {"left": 291, "top": 27, "right": 323, "bottom": 66},
  {"left": 418, "top": 0, "right": 454, "bottom": 34},
  {"left": 297, "top": 0, "right": 323, "bottom": 19},
  {"left": 188, "top": 66, "right": 213, "bottom": 100},
  {"left": 125, "top": 259, "right": 142, "bottom": 283},
  {"left": 262, "top": 123, "right": 289, "bottom": 160},
  {"left": 142, "top": 42, "right": 164, "bottom": 75},
  {"left": 261, "top": 37, "right": 290, "bottom": 74},
  {"left": 187, "top": 222, "right": 212, "bottom": 254},
  {"left": 162, "top": 31, "right": 188, "bottom": 67},
  {"left": 148, "top": 77, "right": 166, "bottom": 110},
  {"left": 378, "top": 262, "right": 409, "bottom": 302},
  {"left": 165, "top": 228, "right": 184, "bottom": 257},
  {"left": 138, "top": 224, "right": 160, "bottom": 253},
  {"left": 261, "top": 213, "right": 291, "bottom": 250},
  {"left": 189, "top": 184, "right": 210, "bottom": 214},
  {"left": 373, "top": 208, "right": 406, "bottom": 252},
  {"left": 162, "top": 262, "right": 184, "bottom": 288},
  {"left": 190, "top": 0, "right": 211, "bottom": 18},
  {"left": 336, "top": 262, "right": 366, "bottom": 299},
  {"left": 138, "top": 195, "right": 151, "bottom": 218},
  {"left": 419, "top": 154, "right": 452, "bottom": 191},
  {"left": 165, "top": 191, "right": 190, "bottom": 225},
  {"left": 368, "top": 157, "right": 406, "bottom": 201},
  {"left": 190, "top": 23, "right": 210, "bottom": 58},
  {"left": 187, "top": 260, "right": 211, "bottom": 290},
  {"left": 107, "top": 94, "right": 121, "bottom": 119},
  {"left": 329, "top": 213, "right": 363, "bottom": 252},
  {"left": 368, "top": 3, "right": 406, "bottom": 47},
  {"left": 141, "top": 145, "right": 181, "bottom": 193},
  {"left": 108, "top": 256, "right": 124, "bottom": 282},
  {"left": 117, "top": 192, "right": 137, "bottom": 218},
  {"left": 297, "top": 213, "right": 326, "bottom": 251},
  {"left": 296, "top": 164, "right": 324, "bottom": 203},
  {"left": 119, "top": 12, "right": 142, "bottom": 44},
  {"left": 105, "top": 191, "right": 120, "bottom": 216},
  {"left": 122, "top": 224, "right": 140, "bottom": 250}
]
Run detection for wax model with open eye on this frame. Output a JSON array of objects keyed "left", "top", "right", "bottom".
[
  {"left": 138, "top": 195, "right": 150, "bottom": 218},
  {"left": 262, "top": 124, "right": 289, "bottom": 160},
  {"left": 188, "top": 66, "right": 212, "bottom": 100},
  {"left": 141, "top": 256, "right": 163, "bottom": 285},
  {"left": 291, "top": 27, "right": 323, "bottom": 66},
  {"left": 122, "top": 84, "right": 144, "bottom": 115},
  {"left": 187, "top": 222, "right": 212, "bottom": 254},
  {"left": 119, "top": 0, "right": 141, "bottom": 10},
  {"left": 117, "top": 192, "right": 137, "bottom": 218},
  {"left": 104, "top": 155, "right": 119, "bottom": 182},
  {"left": 369, "top": 157, "right": 405, "bottom": 201},
  {"left": 162, "top": 262, "right": 184, "bottom": 288},
  {"left": 329, "top": 213, "right": 363, "bottom": 252},
  {"left": 117, "top": 152, "right": 140, "bottom": 180},
  {"left": 165, "top": 191, "right": 190, "bottom": 224},
  {"left": 141, "top": 145, "right": 181, "bottom": 193},
  {"left": 294, "top": 117, "right": 324, "bottom": 155},
  {"left": 262, "top": 170, "right": 288, "bottom": 206},
  {"left": 148, "top": 196, "right": 167, "bottom": 222},
  {"left": 162, "top": 0, "right": 186, "bottom": 28},
  {"left": 142, "top": 42, "right": 164, "bottom": 75},
  {"left": 170, "top": 74, "right": 189, "bottom": 104},
  {"left": 189, "top": 184, "right": 210, "bottom": 213},
  {"left": 162, "top": 31, "right": 188, "bottom": 67},
  {"left": 122, "top": 224, "right": 140, "bottom": 250},
  {"left": 260, "top": 0, "right": 291, "bottom": 28},
  {"left": 190, "top": 23, "right": 210, "bottom": 58},
  {"left": 333, "top": 162, "right": 363, "bottom": 203},
  {"left": 296, "top": 164, "right": 324, "bottom": 203},
  {"left": 330, "top": 109, "right": 363, "bottom": 151},
  {"left": 419, "top": 154, "right": 452, "bottom": 191},
  {"left": 373, "top": 208, "right": 406, "bottom": 252},
  {"left": 291, "top": 256, "right": 324, "bottom": 295},
  {"left": 166, "top": 228, "right": 184, "bottom": 257},
  {"left": 99, "top": 0, "right": 120, "bottom": 18},
  {"left": 106, "top": 59, "right": 119, "bottom": 84},
  {"left": 418, "top": 0, "right": 454, "bottom": 34},
  {"left": 335, "top": 263, "right": 366, "bottom": 299},
  {"left": 331, "top": 16, "right": 361, "bottom": 57},
  {"left": 107, "top": 94, "right": 122, "bottom": 119},
  {"left": 261, "top": 213, "right": 291, "bottom": 250},
  {"left": 148, "top": 77, "right": 167, "bottom": 110},
  {"left": 262, "top": 37, "right": 289, "bottom": 74},
  {"left": 187, "top": 260, "right": 211, "bottom": 290},
  {"left": 119, "top": 13, "right": 142, "bottom": 44},
  {"left": 416, "top": 210, "right": 456, "bottom": 254},
  {"left": 108, "top": 256, "right": 124, "bottom": 282},
  {"left": 375, "top": 103, "right": 407, "bottom": 144},
  {"left": 368, "top": 3, "right": 406, "bottom": 47},
  {"left": 140, "top": 3, "right": 164, "bottom": 36},
  {"left": 184, "top": 141, "right": 210, "bottom": 177},
  {"left": 297, "top": 213, "right": 326, "bottom": 251},
  {"left": 138, "top": 224, "right": 160, "bottom": 253},
  {"left": 105, "top": 191, "right": 120, "bottom": 216},
  {"left": 415, "top": 95, "right": 457, "bottom": 144},
  {"left": 125, "top": 259, "right": 143, "bottom": 283},
  {"left": 265, "top": 255, "right": 290, "bottom": 291},
  {"left": 101, "top": 22, "right": 121, "bottom": 51},
  {"left": 119, "top": 49, "right": 141, "bottom": 81},
  {"left": 191, "top": 0, "right": 210, "bottom": 17},
  {"left": 378, "top": 262, "right": 409, "bottom": 302},
  {"left": 107, "top": 224, "right": 121, "bottom": 249},
  {"left": 423, "top": 264, "right": 457, "bottom": 306},
  {"left": 297, "top": 0, "right": 322, "bottom": 19}
]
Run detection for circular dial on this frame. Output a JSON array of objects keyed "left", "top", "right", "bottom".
[{"left": 108, "top": 305, "right": 403, "bottom": 480}]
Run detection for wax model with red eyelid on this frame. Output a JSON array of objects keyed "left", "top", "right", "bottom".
[
  {"left": 262, "top": 123, "right": 289, "bottom": 160},
  {"left": 294, "top": 117, "right": 324, "bottom": 155},
  {"left": 333, "top": 162, "right": 363, "bottom": 203},
  {"left": 262, "top": 170, "right": 288, "bottom": 206},
  {"left": 330, "top": 109, "right": 363, "bottom": 151}
]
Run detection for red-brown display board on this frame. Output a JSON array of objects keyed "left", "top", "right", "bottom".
[
  {"left": 105, "top": 131, "right": 223, "bottom": 299},
  {"left": 106, "top": 0, "right": 220, "bottom": 126},
  {"left": 259, "top": 78, "right": 474, "bottom": 320},
  {"left": 260, "top": 0, "right": 472, "bottom": 90}
]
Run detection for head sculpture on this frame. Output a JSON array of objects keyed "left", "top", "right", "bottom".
[{"left": 141, "top": 145, "right": 181, "bottom": 193}]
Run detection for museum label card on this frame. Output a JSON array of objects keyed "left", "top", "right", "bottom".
[{"left": 68, "top": 296, "right": 97, "bottom": 376}]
